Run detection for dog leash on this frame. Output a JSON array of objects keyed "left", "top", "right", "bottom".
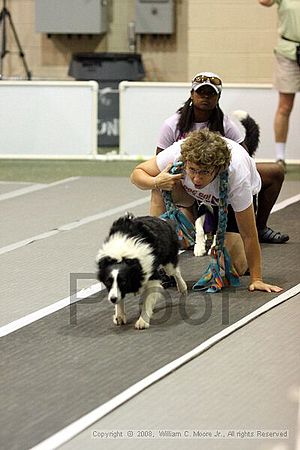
[
  {"left": 160, "top": 161, "right": 196, "bottom": 247},
  {"left": 160, "top": 162, "right": 240, "bottom": 292},
  {"left": 193, "top": 170, "right": 240, "bottom": 293}
]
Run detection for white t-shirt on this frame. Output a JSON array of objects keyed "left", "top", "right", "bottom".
[
  {"left": 156, "top": 137, "right": 261, "bottom": 213},
  {"left": 157, "top": 112, "right": 245, "bottom": 149}
]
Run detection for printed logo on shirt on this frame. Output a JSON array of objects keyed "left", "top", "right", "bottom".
[{"left": 184, "top": 186, "right": 219, "bottom": 206}]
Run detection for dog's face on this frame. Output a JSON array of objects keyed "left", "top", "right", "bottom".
[{"left": 97, "top": 256, "right": 144, "bottom": 304}]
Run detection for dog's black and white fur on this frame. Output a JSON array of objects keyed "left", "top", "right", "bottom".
[
  {"left": 96, "top": 213, "right": 187, "bottom": 329},
  {"left": 194, "top": 110, "right": 260, "bottom": 257},
  {"left": 231, "top": 110, "right": 260, "bottom": 157}
]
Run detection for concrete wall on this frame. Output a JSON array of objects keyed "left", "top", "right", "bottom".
[
  {"left": 187, "top": 0, "right": 277, "bottom": 83},
  {"left": 1, "top": 0, "right": 277, "bottom": 83}
]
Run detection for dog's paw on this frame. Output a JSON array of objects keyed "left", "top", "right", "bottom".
[
  {"left": 194, "top": 242, "right": 206, "bottom": 257},
  {"left": 175, "top": 275, "right": 187, "bottom": 294},
  {"left": 177, "top": 280, "right": 188, "bottom": 295},
  {"left": 113, "top": 314, "right": 127, "bottom": 326},
  {"left": 135, "top": 317, "right": 150, "bottom": 330}
]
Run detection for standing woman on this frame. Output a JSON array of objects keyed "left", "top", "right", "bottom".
[{"left": 258, "top": 0, "right": 300, "bottom": 170}]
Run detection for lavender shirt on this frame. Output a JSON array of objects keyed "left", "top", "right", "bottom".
[{"left": 157, "top": 112, "right": 245, "bottom": 150}]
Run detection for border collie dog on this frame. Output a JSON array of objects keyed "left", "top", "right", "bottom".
[
  {"left": 194, "top": 110, "right": 260, "bottom": 257},
  {"left": 96, "top": 213, "right": 187, "bottom": 330}
]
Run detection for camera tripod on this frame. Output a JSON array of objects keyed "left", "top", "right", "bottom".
[{"left": 0, "top": 0, "right": 31, "bottom": 79}]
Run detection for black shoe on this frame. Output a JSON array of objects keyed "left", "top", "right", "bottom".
[
  {"left": 258, "top": 226, "right": 289, "bottom": 244},
  {"left": 158, "top": 268, "right": 177, "bottom": 289}
]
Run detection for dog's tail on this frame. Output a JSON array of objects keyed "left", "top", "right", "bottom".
[
  {"left": 108, "top": 212, "right": 135, "bottom": 236},
  {"left": 231, "top": 110, "right": 260, "bottom": 157}
]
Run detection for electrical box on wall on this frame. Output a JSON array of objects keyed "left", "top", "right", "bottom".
[
  {"left": 35, "top": 0, "right": 107, "bottom": 34},
  {"left": 135, "top": 0, "right": 174, "bottom": 35}
]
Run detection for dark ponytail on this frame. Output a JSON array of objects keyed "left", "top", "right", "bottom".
[
  {"left": 176, "top": 98, "right": 195, "bottom": 135},
  {"left": 208, "top": 104, "right": 225, "bottom": 136}
]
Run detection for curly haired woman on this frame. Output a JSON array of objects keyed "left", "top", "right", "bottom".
[{"left": 131, "top": 128, "right": 282, "bottom": 293}]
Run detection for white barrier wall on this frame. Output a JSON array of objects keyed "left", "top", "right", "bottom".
[
  {"left": 119, "top": 81, "right": 300, "bottom": 162},
  {"left": 0, "top": 81, "right": 98, "bottom": 158}
]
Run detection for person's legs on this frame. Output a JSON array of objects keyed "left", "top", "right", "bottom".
[
  {"left": 255, "top": 163, "right": 289, "bottom": 243},
  {"left": 157, "top": 183, "right": 195, "bottom": 288},
  {"left": 256, "top": 162, "right": 283, "bottom": 227},
  {"left": 150, "top": 189, "right": 166, "bottom": 216},
  {"left": 172, "top": 182, "right": 195, "bottom": 207},
  {"left": 274, "top": 92, "right": 295, "bottom": 164},
  {"left": 222, "top": 206, "right": 248, "bottom": 276},
  {"left": 224, "top": 232, "right": 248, "bottom": 276},
  {"left": 150, "top": 183, "right": 195, "bottom": 218},
  {"left": 273, "top": 52, "right": 299, "bottom": 166}
]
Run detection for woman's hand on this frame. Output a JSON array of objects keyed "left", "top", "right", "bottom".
[
  {"left": 154, "top": 163, "right": 183, "bottom": 191},
  {"left": 248, "top": 280, "right": 283, "bottom": 292}
]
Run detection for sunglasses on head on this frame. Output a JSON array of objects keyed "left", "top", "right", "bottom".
[{"left": 192, "top": 75, "right": 222, "bottom": 86}]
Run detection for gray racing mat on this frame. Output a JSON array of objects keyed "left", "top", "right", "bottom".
[
  {"left": 0, "top": 203, "right": 299, "bottom": 450},
  {"left": 0, "top": 201, "right": 149, "bottom": 326},
  {"left": 61, "top": 295, "right": 300, "bottom": 450},
  {"left": 0, "top": 176, "right": 147, "bottom": 247},
  {"left": 0, "top": 181, "right": 36, "bottom": 195}
]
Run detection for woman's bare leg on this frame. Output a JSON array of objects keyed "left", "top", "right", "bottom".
[
  {"left": 224, "top": 232, "right": 248, "bottom": 276},
  {"left": 255, "top": 162, "right": 284, "bottom": 230},
  {"left": 150, "top": 189, "right": 166, "bottom": 216}
]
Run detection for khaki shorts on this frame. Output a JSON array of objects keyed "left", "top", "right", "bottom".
[{"left": 274, "top": 53, "right": 300, "bottom": 93}]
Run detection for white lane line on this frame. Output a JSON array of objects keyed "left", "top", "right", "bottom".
[
  {"left": 1, "top": 189, "right": 298, "bottom": 258},
  {"left": 0, "top": 196, "right": 150, "bottom": 256},
  {"left": 0, "top": 184, "right": 45, "bottom": 201},
  {"left": 0, "top": 192, "right": 296, "bottom": 333},
  {"left": 0, "top": 283, "right": 104, "bottom": 338},
  {"left": 0, "top": 177, "right": 80, "bottom": 202},
  {"left": 30, "top": 284, "right": 300, "bottom": 450},
  {"left": 271, "top": 193, "right": 300, "bottom": 213}
]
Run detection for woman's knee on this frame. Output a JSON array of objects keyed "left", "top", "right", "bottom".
[
  {"left": 272, "top": 163, "right": 285, "bottom": 183},
  {"left": 151, "top": 188, "right": 163, "bottom": 204},
  {"left": 265, "top": 163, "right": 285, "bottom": 185},
  {"left": 234, "top": 259, "right": 248, "bottom": 276},
  {"left": 278, "top": 93, "right": 295, "bottom": 116},
  {"left": 228, "top": 247, "right": 248, "bottom": 276},
  {"left": 224, "top": 232, "right": 248, "bottom": 276},
  {"left": 257, "top": 163, "right": 284, "bottom": 186}
]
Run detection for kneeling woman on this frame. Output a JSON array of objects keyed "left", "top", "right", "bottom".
[{"left": 130, "top": 128, "right": 282, "bottom": 293}]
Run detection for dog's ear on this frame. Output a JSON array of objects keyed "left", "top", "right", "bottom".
[
  {"left": 121, "top": 258, "right": 144, "bottom": 293},
  {"left": 96, "top": 256, "right": 117, "bottom": 285},
  {"left": 97, "top": 255, "right": 116, "bottom": 270}
]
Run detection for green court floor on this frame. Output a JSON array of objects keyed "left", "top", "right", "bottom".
[
  {"left": 0, "top": 158, "right": 141, "bottom": 183},
  {"left": 0, "top": 159, "right": 299, "bottom": 184}
]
